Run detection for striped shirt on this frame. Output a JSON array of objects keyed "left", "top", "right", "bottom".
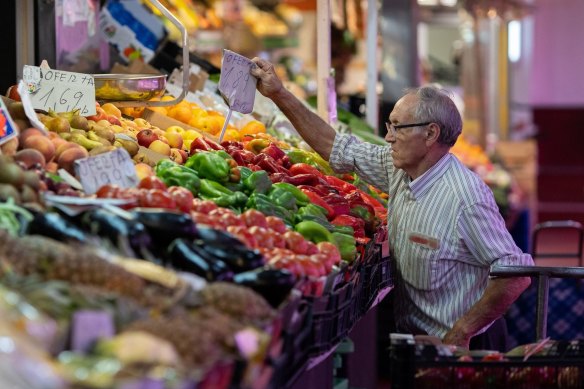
[{"left": 329, "top": 134, "right": 534, "bottom": 338}]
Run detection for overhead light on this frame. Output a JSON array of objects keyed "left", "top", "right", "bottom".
[{"left": 440, "top": 0, "right": 457, "bottom": 6}]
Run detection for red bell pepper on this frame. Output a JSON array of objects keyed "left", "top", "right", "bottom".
[
  {"left": 332, "top": 215, "right": 366, "bottom": 238},
  {"left": 289, "top": 163, "right": 324, "bottom": 178},
  {"left": 297, "top": 185, "right": 328, "bottom": 197},
  {"left": 262, "top": 143, "right": 287, "bottom": 161},
  {"left": 189, "top": 137, "right": 212, "bottom": 153},
  {"left": 203, "top": 137, "right": 225, "bottom": 150},
  {"left": 324, "top": 175, "right": 358, "bottom": 194},
  {"left": 300, "top": 189, "right": 335, "bottom": 219},
  {"left": 322, "top": 193, "right": 351, "bottom": 216}
]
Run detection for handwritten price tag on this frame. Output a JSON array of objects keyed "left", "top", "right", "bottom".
[
  {"left": 22, "top": 65, "right": 96, "bottom": 116},
  {"left": 74, "top": 148, "right": 138, "bottom": 195},
  {"left": 218, "top": 50, "right": 257, "bottom": 114}
]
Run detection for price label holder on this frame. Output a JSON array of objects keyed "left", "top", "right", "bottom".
[
  {"left": 17, "top": 81, "right": 48, "bottom": 134},
  {"left": 217, "top": 50, "right": 258, "bottom": 142},
  {"left": 71, "top": 310, "right": 114, "bottom": 352},
  {"left": 0, "top": 98, "right": 19, "bottom": 146},
  {"left": 22, "top": 65, "right": 96, "bottom": 116},
  {"left": 74, "top": 148, "right": 138, "bottom": 195}
]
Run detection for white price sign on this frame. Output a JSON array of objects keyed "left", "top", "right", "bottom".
[
  {"left": 74, "top": 148, "right": 138, "bottom": 195},
  {"left": 22, "top": 65, "right": 96, "bottom": 115},
  {"left": 218, "top": 50, "right": 257, "bottom": 114}
]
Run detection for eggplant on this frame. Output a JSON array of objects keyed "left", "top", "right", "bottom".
[
  {"left": 81, "top": 208, "right": 151, "bottom": 257},
  {"left": 167, "top": 238, "right": 233, "bottom": 282},
  {"left": 198, "top": 243, "right": 264, "bottom": 273},
  {"left": 26, "top": 211, "right": 89, "bottom": 243},
  {"left": 195, "top": 227, "right": 247, "bottom": 249},
  {"left": 233, "top": 268, "right": 296, "bottom": 308},
  {"left": 131, "top": 208, "right": 198, "bottom": 247}
]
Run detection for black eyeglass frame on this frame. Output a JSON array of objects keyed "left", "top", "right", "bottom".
[{"left": 385, "top": 121, "right": 432, "bottom": 136}]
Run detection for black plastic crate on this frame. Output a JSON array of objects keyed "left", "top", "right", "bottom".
[{"left": 390, "top": 340, "right": 584, "bottom": 389}]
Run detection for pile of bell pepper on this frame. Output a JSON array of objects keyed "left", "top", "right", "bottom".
[{"left": 166, "top": 135, "right": 390, "bottom": 263}]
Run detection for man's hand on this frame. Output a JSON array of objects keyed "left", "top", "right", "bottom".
[
  {"left": 441, "top": 276, "right": 530, "bottom": 349},
  {"left": 251, "top": 58, "right": 283, "bottom": 99},
  {"left": 442, "top": 327, "right": 471, "bottom": 349}
]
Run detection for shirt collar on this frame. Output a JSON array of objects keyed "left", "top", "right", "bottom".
[{"left": 408, "top": 153, "right": 453, "bottom": 200}]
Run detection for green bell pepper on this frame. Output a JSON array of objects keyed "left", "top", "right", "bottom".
[
  {"left": 243, "top": 170, "right": 272, "bottom": 194},
  {"left": 268, "top": 186, "right": 297, "bottom": 211},
  {"left": 154, "top": 159, "right": 177, "bottom": 175},
  {"left": 332, "top": 232, "right": 357, "bottom": 262},
  {"left": 286, "top": 149, "right": 334, "bottom": 175},
  {"left": 155, "top": 163, "right": 201, "bottom": 195},
  {"left": 296, "top": 204, "right": 329, "bottom": 223},
  {"left": 199, "top": 179, "right": 248, "bottom": 209},
  {"left": 295, "top": 220, "right": 334, "bottom": 244},
  {"left": 271, "top": 182, "right": 309, "bottom": 207},
  {"left": 246, "top": 193, "right": 294, "bottom": 226},
  {"left": 185, "top": 151, "right": 230, "bottom": 183}
]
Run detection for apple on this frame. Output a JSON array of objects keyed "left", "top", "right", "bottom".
[
  {"left": 169, "top": 148, "right": 184, "bottom": 164},
  {"left": 163, "top": 131, "right": 183, "bottom": 149},
  {"left": 149, "top": 139, "right": 171, "bottom": 156},
  {"left": 166, "top": 125, "right": 185, "bottom": 134},
  {"left": 107, "top": 116, "right": 122, "bottom": 126},
  {"left": 134, "top": 162, "right": 154, "bottom": 181},
  {"left": 136, "top": 129, "right": 159, "bottom": 148}
]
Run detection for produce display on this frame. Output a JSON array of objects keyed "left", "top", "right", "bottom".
[{"left": 0, "top": 86, "right": 391, "bottom": 388}]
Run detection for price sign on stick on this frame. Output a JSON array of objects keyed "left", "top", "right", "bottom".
[
  {"left": 218, "top": 50, "right": 258, "bottom": 142},
  {"left": 22, "top": 65, "right": 96, "bottom": 116}
]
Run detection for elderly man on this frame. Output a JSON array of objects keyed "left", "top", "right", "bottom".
[{"left": 251, "top": 58, "right": 534, "bottom": 350}]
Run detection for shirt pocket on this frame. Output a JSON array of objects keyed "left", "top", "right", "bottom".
[{"left": 401, "top": 234, "right": 442, "bottom": 291}]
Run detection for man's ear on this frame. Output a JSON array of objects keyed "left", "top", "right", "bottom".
[{"left": 426, "top": 123, "right": 440, "bottom": 145}]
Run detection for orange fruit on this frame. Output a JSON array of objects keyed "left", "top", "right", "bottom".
[
  {"left": 240, "top": 120, "right": 266, "bottom": 136},
  {"left": 167, "top": 105, "right": 192, "bottom": 124}
]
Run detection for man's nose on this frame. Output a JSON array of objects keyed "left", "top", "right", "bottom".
[{"left": 385, "top": 132, "right": 395, "bottom": 143}]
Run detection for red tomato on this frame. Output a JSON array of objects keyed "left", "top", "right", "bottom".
[
  {"left": 138, "top": 176, "right": 168, "bottom": 190},
  {"left": 269, "top": 257, "right": 304, "bottom": 277},
  {"left": 311, "top": 253, "right": 333, "bottom": 273},
  {"left": 296, "top": 255, "right": 320, "bottom": 278},
  {"left": 316, "top": 242, "right": 342, "bottom": 266},
  {"left": 220, "top": 211, "right": 246, "bottom": 228},
  {"left": 226, "top": 226, "right": 258, "bottom": 248},
  {"left": 168, "top": 186, "right": 194, "bottom": 213},
  {"left": 304, "top": 241, "right": 319, "bottom": 255},
  {"left": 192, "top": 198, "right": 218, "bottom": 214},
  {"left": 191, "top": 211, "right": 215, "bottom": 227},
  {"left": 271, "top": 232, "right": 286, "bottom": 249},
  {"left": 248, "top": 226, "right": 273, "bottom": 249},
  {"left": 96, "top": 184, "right": 121, "bottom": 198},
  {"left": 139, "top": 189, "right": 176, "bottom": 209},
  {"left": 265, "top": 216, "right": 288, "bottom": 234},
  {"left": 240, "top": 209, "right": 268, "bottom": 228},
  {"left": 283, "top": 231, "right": 308, "bottom": 254}
]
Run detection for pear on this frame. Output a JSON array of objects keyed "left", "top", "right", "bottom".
[
  {"left": 47, "top": 116, "right": 71, "bottom": 134},
  {"left": 70, "top": 133, "right": 104, "bottom": 150},
  {"left": 87, "top": 131, "right": 112, "bottom": 146},
  {"left": 93, "top": 127, "right": 115, "bottom": 143},
  {"left": 70, "top": 115, "right": 89, "bottom": 131},
  {"left": 8, "top": 102, "right": 26, "bottom": 120},
  {"left": 114, "top": 138, "right": 139, "bottom": 157},
  {"left": 89, "top": 145, "right": 116, "bottom": 156}
]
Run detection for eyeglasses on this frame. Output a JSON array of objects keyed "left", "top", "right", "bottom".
[{"left": 385, "top": 121, "right": 431, "bottom": 137}]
